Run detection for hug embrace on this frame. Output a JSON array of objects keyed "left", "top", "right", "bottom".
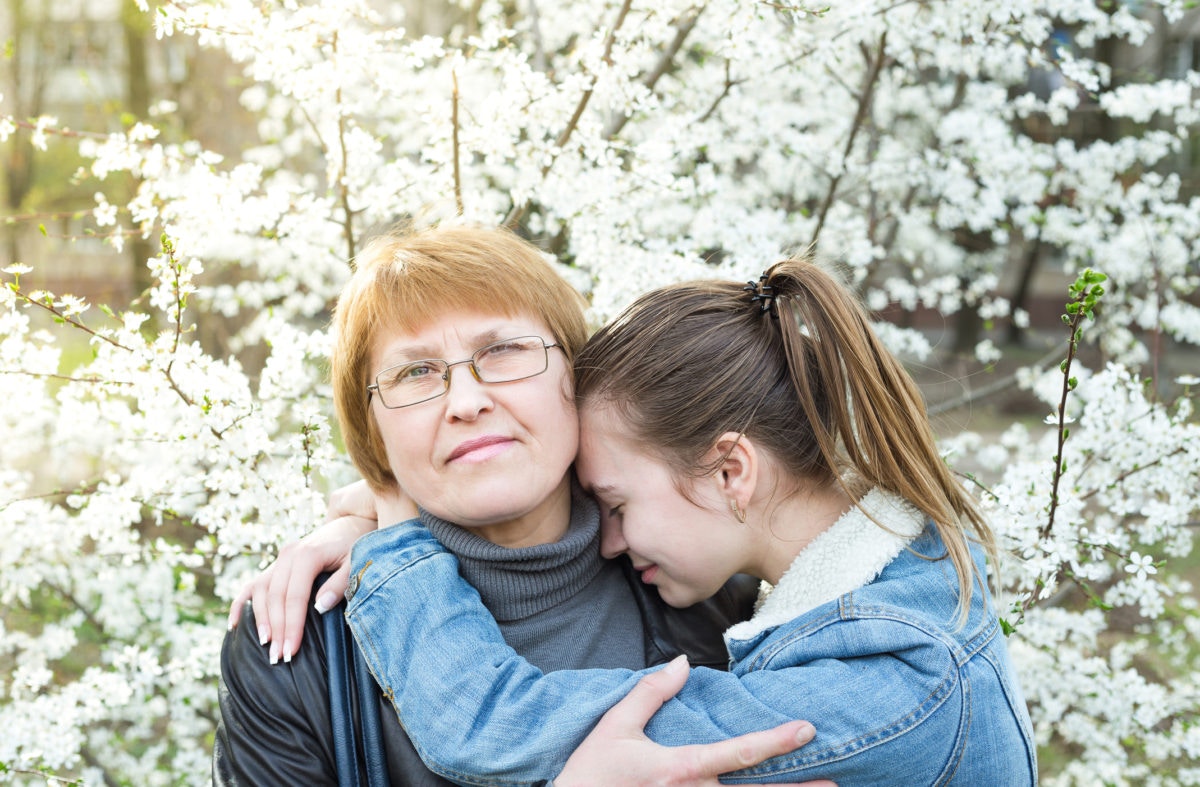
[{"left": 217, "top": 224, "right": 1037, "bottom": 786}]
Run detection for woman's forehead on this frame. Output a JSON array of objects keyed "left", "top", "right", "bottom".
[{"left": 374, "top": 311, "right": 548, "bottom": 358}]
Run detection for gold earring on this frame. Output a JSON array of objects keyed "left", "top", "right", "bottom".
[{"left": 730, "top": 499, "right": 746, "bottom": 524}]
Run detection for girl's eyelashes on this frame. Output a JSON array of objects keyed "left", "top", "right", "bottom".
[{"left": 608, "top": 505, "right": 624, "bottom": 519}]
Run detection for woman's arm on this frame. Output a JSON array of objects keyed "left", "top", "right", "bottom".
[
  {"left": 344, "top": 522, "right": 962, "bottom": 785},
  {"left": 214, "top": 582, "right": 340, "bottom": 784}
]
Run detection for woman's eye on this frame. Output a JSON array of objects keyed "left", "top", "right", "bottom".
[
  {"left": 480, "top": 339, "right": 527, "bottom": 358},
  {"left": 403, "top": 363, "right": 438, "bottom": 380},
  {"left": 382, "top": 363, "right": 436, "bottom": 387},
  {"left": 608, "top": 505, "right": 624, "bottom": 519}
]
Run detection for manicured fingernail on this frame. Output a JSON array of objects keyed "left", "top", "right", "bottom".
[
  {"left": 666, "top": 654, "right": 689, "bottom": 674},
  {"left": 283, "top": 640, "right": 294, "bottom": 663},
  {"left": 315, "top": 592, "right": 339, "bottom": 614},
  {"left": 269, "top": 642, "right": 280, "bottom": 665},
  {"left": 258, "top": 627, "right": 269, "bottom": 646},
  {"left": 795, "top": 721, "right": 815, "bottom": 743}
]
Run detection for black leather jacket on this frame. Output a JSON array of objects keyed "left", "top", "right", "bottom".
[{"left": 212, "top": 560, "right": 758, "bottom": 786}]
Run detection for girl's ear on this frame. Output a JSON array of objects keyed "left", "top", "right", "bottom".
[{"left": 710, "top": 431, "right": 758, "bottom": 510}]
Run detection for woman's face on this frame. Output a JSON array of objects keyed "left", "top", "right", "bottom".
[
  {"left": 575, "top": 403, "right": 755, "bottom": 607},
  {"left": 369, "top": 310, "right": 578, "bottom": 547}
]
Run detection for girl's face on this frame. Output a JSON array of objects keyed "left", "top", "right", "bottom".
[
  {"left": 369, "top": 310, "right": 578, "bottom": 547},
  {"left": 575, "top": 403, "right": 756, "bottom": 607}
]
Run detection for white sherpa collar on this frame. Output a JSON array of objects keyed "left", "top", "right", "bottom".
[{"left": 725, "top": 487, "right": 926, "bottom": 643}]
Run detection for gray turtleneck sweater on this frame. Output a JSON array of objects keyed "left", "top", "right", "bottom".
[{"left": 420, "top": 486, "right": 647, "bottom": 671}]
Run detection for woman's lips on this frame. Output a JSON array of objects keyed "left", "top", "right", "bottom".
[
  {"left": 448, "top": 435, "right": 514, "bottom": 463},
  {"left": 636, "top": 564, "right": 658, "bottom": 584}
]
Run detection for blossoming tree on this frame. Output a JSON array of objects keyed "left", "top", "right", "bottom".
[{"left": 1, "top": 0, "right": 1198, "bottom": 783}]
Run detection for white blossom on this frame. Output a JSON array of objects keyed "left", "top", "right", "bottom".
[{"left": 3, "top": 0, "right": 1199, "bottom": 782}]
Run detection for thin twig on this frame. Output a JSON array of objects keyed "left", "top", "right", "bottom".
[
  {"left": 0, "top": 369, "right": 136, "bottom": 386},
  {"left": 1078, "top": 446, "right": 1188, "bottom": 502},
  {"left": 1042, "top": 271, "right": 1106, "bottom": 541},
  {"left": 7, "top": 285, "right": 130, "bottom": 351},
  {"left": 332, "top": 33, "right": 357, "bottom": 262},
  {"left": 504, "top": 0, "right": 635, "bottom": 229},
  {"left": 926, "top": 340, "right": 1069, "bottom": 416},
  {"left": 452, "top": 69, "right": 464, "bottom": 215},
  {"left": 603, "top": 5, "right": 705, "bottom": 139},
  {"left": 811, "top": 30, "right": 888, "bottom": 247},
  {"left": 696, "top": 59, "right": 739, "bottom": 123}
]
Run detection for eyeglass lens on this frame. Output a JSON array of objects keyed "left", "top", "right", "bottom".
[{"left": 374, "top": 336, "right": 550, "bottom": 408}]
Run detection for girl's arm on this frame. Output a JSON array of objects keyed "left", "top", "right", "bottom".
[
  {"left": 345, "top": 521, "right": 963, "bottom": 785},
  {"left": 555, "top": 656, "right": 832, "bottom": 787}
]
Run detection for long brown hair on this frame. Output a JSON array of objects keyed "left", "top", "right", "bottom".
[{"left": 574, "top": 256, "right": 995, "bottom": 620}]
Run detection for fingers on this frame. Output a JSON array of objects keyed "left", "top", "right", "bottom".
[
  {"left": 227, "top": 580, "right": 253, "bottom": 630},
  {"left": 327, "top": 479, "right": 378, "bottom": 522},
  {"left": 249, "top": 572, "right": 272, "bottom": 649},
  {"left": 315, "top": 562, "right": 351, "bottom": 614},
  {"left": 281, "top": 565, "right": 320, "bottom": 661},
  {"left": 685, "top": 719, "right": 816, "bottom": 777},
  {"left": 269, "top": 543, "right": 318, "bottom": 663},
  {"left": 596, "top": 655, "right": 691, "bottom": 734}
]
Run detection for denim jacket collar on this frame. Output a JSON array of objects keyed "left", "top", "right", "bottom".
[{"left": 726, "top": 487, "right": 926, "bottom": 643}]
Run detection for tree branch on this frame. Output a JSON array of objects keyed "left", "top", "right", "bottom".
[
  {"left": 504, "top": 0, "right": 635, "bottom": 229},
  {"left": 810, "top": 30, "right": 888, "bottom": 248},
  {"left": 452, "top": 70, "right": 464, "bottom": 215},
  {"left": 603, "top": 5, "right": 705, "bottom": 139},
  {"left": 926, "top": 340, "right": 1068, "bottom": 416},
  {"left": 332, "top": 33, "right": 357, "bottom": 263}
]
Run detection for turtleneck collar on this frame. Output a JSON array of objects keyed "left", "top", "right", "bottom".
[{"left": 419, "top": 484, "right": 605, "bottom": 622}]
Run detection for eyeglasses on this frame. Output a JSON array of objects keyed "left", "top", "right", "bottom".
[{"left": 367, "top": 335, "right": 562, "bottom": 409}]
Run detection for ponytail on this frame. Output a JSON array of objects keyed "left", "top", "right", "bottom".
[
  {"left": 766, "top": 260, "right": 995, "bottom": 622},
  {"left": 574, "top": 255, "right": 995, "bottom": 622}
]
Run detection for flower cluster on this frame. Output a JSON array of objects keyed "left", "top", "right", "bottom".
[{"left": 1, "top": 0, "right": 1197, "bottom": 783}]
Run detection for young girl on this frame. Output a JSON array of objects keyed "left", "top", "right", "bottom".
[{"left": 341, "top": 256, "right": 1038, "bottom": 784}]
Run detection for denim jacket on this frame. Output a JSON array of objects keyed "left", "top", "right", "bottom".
[{"left": 345, "top": 490, "right": 1037, "bottom": 786}]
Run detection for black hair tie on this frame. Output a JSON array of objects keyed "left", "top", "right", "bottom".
[{"left": 742, "top": 274, "right": 778, "bottom": 318}]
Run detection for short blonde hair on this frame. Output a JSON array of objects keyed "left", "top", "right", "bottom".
[{"left": 331, "top": 225, "right": 589, "bottom": 491}]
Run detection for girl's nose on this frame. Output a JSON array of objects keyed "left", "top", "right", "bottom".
[{"left": 599, "top": 514, "right": 628, "bottom": 559}]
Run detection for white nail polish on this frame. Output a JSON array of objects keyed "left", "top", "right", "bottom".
[{"left": 314, "top": 591, "right": 338, "bottom": 614}]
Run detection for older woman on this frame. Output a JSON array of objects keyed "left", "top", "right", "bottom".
[{"left": 212, "top": 225, "right": 813, "bottom": 785}]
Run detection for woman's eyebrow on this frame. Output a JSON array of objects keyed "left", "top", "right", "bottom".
[
  {"left": 378, "top": 328, "right": 518, "bottom": 366},
  {"left": 377, "top": 343, "right": 438, "bottom": 366}
]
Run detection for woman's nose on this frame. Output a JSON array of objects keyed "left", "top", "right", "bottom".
[{"left": 441, "top": 363, "right": 493, "bottom": 421}]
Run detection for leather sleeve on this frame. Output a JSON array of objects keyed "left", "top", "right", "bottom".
[
  {"left": 212, "top": 598, "right": 338, "bottom": 785},
  {"left": 213, "top": 591, "right": 454, "bottom": 786}
]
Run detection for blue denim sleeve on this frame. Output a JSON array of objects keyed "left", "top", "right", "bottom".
[{"left": 343, "top": 522, "right": 970, "bottom": 786}]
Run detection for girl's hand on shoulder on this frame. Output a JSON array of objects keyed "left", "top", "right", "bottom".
[
  {"left": 555, "top": 656, "right": 835, "bottom": 787},
  {"left": 226, "top": 480, "right": 390, "bottom": 663}
]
